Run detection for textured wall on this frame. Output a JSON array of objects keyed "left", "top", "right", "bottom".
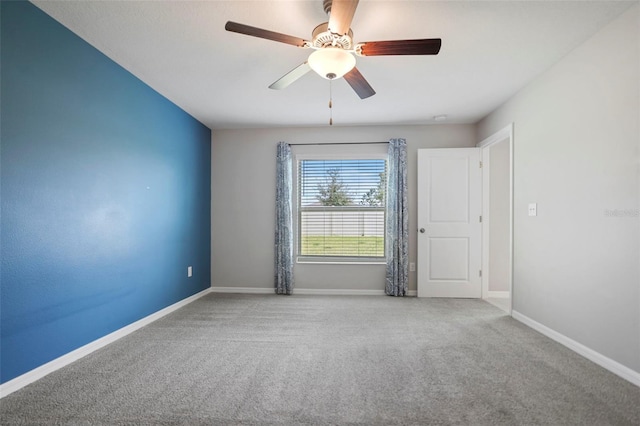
[{"left": 1, "top": 1, "right": 211, "bottom": 383}]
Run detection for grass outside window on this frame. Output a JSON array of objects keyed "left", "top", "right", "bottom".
[{"left": 300, "top": 235, "right": 384, "bottom": 257}]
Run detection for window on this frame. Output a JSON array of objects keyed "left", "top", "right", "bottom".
[{"left": 297, "top": 157, "right": 387, "bottom": 261}]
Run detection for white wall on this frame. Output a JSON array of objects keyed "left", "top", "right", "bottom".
[
  {"left": 477, "top": 5, "right": 639, "bottom": 373},
  {"left": 211, "top": 125, "right": 475, "bottom": 292}
]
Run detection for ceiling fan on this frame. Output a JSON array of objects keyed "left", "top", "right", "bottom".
[{"left": 225, "top": 0, "right": 441, "bottom": 99}]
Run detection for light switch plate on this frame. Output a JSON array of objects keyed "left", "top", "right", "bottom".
[
  {"left": 187, "top": 266, "right": 193, "bottom": 278},
  {"left": 528, "top": 203, "right": 537, "bottom": 217}
]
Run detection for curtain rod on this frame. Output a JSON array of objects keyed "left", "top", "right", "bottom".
[{"left": 288, "top": 141, "right": 388, "bottom": 146}]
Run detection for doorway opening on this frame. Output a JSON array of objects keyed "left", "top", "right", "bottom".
[{"left": 478, "top": 124, "right": 514, "bottom": 314}]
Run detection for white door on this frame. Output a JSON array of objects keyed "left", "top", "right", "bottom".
[{"left": 417, "top": 148, "right": 482, "bottom": 298}]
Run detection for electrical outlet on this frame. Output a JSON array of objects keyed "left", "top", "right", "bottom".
[
  {"left": 410, "top": 262, "right": 416, "bottom": 272},
  {"left": 528, "top": 203, "right": 537, "bottom": 217},
  {"left": 187, "top": 266, "right": 193, "bottom": 278}
]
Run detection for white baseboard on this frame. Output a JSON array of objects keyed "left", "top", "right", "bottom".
[
  {"left": 210, "top": 286, "right": 417, "bottom": 297},
  {"left": 0, "top": 288, "right": 212, "bottom": 399},
  {"left": 484, "top": 291, "right": 509, "bottom": 299},
  {"left": 210, "top": 286, "right": 274, "bottom": 294},
  {"left": 295, "top": 288, "right": 384, "bottom": 296},
  {"left": 512, "top": 310, "right": 640, "bottom": 388}
]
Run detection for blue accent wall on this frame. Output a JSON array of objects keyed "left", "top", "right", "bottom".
[{"left": 1, "top": 1, "right": 211, "bottom": 383}]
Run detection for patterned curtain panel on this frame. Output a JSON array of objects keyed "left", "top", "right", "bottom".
[
  {"left": 385, "top": 138, "right": 409, "bottom": 296},
  {"left": 275, "top": 142, "right": 294, "bottom": 295}
]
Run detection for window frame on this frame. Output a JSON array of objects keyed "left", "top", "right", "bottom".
[{"left": 293, "top": 150, "right": 388, "bottom": 265}]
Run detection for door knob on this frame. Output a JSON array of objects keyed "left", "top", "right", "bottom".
[{"left": 419, "top": 228, "right": 425, "bottom": 233}]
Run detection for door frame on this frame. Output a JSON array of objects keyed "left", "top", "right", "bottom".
[{"left": 477, "top": 123, "right": 514, "bottom": 314}]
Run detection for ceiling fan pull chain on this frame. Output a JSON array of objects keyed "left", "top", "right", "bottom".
[{"left": 329, "top": 78, "right": 333, "bottom": 126}]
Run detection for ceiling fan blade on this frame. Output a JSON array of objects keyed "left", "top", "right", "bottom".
[
  {"left": 344, "top": 67, "right": 375, "bottom": 99},
  {"left": 327, "top": 0, "right": 359, "bottom": 36},
  {"left": 269, "top": 62, "right": 312, "bottom": 90},
  {"left": 225, "top": 21, "right": 309, "bottom": 47},
  {"left": 358, "top": 39, "right": 442, "bottom": 56}
]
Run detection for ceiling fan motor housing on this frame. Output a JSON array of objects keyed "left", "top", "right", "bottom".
[{"left": 312, "top": 22, "right": 353, "bottom": 49}]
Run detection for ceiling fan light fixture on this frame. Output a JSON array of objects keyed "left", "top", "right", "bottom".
[{"left": 308, "top": 47, "right": 356, "bottom": 80}]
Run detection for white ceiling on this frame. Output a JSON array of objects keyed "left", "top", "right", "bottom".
[{"left": 32, "top": 0, "right": 635, "bottom": 130}]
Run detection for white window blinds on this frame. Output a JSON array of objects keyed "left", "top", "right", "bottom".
[{"left": 298, "top": 159, "right": 387, "bottom": 258}]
